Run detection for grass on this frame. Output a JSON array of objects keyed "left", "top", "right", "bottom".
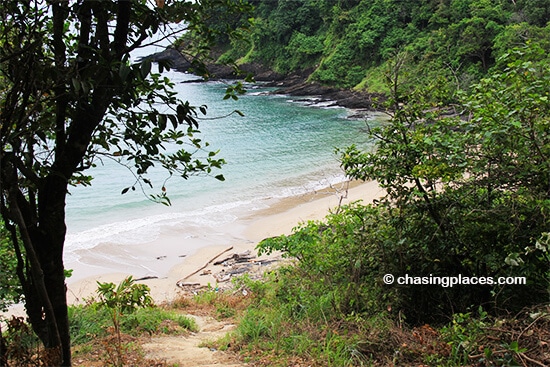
[
  {"left": 177, "top": 281, "right": 254, "bottom": 321},
  {"left": 68, "top": 303, "right": 198, "bottom": 345},
  {"left": 3, "top": 274, "right": 548, "bottom": 366},
  {"left": 207, "top": 271, "right": 550, "bottom": 367},
  {"left": 66, "top": 300, "right": 199, "bottom": 367}
]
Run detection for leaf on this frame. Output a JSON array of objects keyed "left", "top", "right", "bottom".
[
  {"left": 168, "top": 114, "right": 178, "bottom": 129},
  {"left": 140, "top": 59, "right": 152, "bottom": 78},
  {"left": 158, "top": 114, "right": 167, "bottom": 130},
  {"left": 176, "top": 104, "right": 187, "bottom": 121},
  {"left": 81, "top": 81, "right": 90, "bottom": 94},
  {"left": 215, "top": 174, "right": 225, "bottom": 181},
  {"left": 235, "top": 109, "right": 245, "bottom": 117},
  {"left": 119, "top": 63, "right": 131, "bottom": 81},
  {"left": 72, "top": 78, "right": 81, "bottom": 92},
  {"left": 121, "top": 187, "right": 130, "bottom": 195}
]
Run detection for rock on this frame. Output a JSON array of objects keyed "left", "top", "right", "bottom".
[{"left": 143, "top": 47, "right": 386, "bottom": 110}]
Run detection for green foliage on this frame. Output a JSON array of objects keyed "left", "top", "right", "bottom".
[
  {"left": 339, "top": 44, "right": 550, "bottom": 321},
  {"left": 95, "top": 276, "right": 154, "bottom": 366},
  {"left": 438, "top": 308, "right": 489, "bottom": 365},
  {"left": 227, "top": 23, "right": 550, "bottom": 367},
  {"left": 68, "top": 303, "right": 197, "bottom": 345},
  {"left": 68, "top": 304, "right": 112, "bottom": 345},
  {"left": 259, "top": 203, "right": 396, "bottom": 318},
  {"left": 0, "top": 220, "right": 23, "bottom": 311},
  {"left": 231, "top": 264, "right": 398, "bottom": 366},
  {"left": 217, "top": 0, "right": 550, "bottom": 95},
  {"left": 96, "top": 276, "right": 154, "bottom": 315}
]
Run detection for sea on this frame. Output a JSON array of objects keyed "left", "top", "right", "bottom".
[{"left": 62, "top": 41, "right": 384, "bottom": 280}]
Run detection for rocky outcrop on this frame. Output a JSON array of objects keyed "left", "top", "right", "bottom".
[
  {"left": 145, "top": 48, "right": 385, "bottom": 111},
  {"left": 270, "top": 81, "right": 385, "bottom": 110}
]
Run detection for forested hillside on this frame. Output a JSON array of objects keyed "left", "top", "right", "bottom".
[
  {"left": 216, "top": 0, "right": 549, "bottom": 96},
  {"left": 201, "top": 1, "right": 550, "bottom": 365}
]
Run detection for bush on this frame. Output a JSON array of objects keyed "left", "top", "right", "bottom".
[
  {"left": 259, "top": 203, "right": 397, "bottom": 318},
  {"left": 339, "top": 44, "right": 550, "bottom": 322}
]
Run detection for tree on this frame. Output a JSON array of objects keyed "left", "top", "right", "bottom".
[
  {"left": 0, "top": 0, "right": 250, "bottom": 365},
  {"left": 340, "top": 43, "right": 550, "bottom": 321}
]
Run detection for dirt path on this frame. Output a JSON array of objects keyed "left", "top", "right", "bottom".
[{"left": 142, "top": 314, "right": 247, "bottom": 367}]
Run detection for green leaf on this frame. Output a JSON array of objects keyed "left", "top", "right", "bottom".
[
  {"left": 140, "top": 59, "right": 152, "bottom": 78},
  {"left": 72, "top": 78, "right": 81, "bottom": 92},
  {"left": 168, "top": 114, "right": 178, "bottom": 129},
  {"left": 158, "top": 114, "right": 167, "bottom": 130},
  {"left": 119, "top": 63, "right": 131, "bottom": 81}
]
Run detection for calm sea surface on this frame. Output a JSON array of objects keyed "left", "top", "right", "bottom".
[{"left": 63, "top": 66, "right": 382, "bottom": 269}]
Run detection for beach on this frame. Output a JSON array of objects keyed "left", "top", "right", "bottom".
[{"left": 66, "top": 180, "right": 384, "bottom": 305}]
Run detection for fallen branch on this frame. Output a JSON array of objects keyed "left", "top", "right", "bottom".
[
  {"left": 518, "top": 352, "right": 547, "bottom": 367},
  {"left": 213, "top": 250, "right": 254, "bottom": 266},
  {"left": 176, "top": 246, "right": 233, "bottom": 286}
]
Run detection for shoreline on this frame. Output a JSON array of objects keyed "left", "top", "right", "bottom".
[
  {"left": 144, "top": 49, "right": 386, "bottom": 111},
  {"left": 66, "top": 180, "right": 384, "bottom": 306}
]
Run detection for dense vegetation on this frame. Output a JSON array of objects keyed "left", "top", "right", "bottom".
[
  {"left": 2, "top": 0, "right": 549, "bottom": 365},
  {"left": 217, "top": 0, "right": 550, "bottom": 94},
  {"left": 205, "top": 1, "right": 550, "bottom": 364},
  {"left": 231, "top": 42, "right": 550, "bottom": 366}
]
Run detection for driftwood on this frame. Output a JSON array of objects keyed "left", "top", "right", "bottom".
[
  {"left": 135, "top": 275, "right": 159, "bottom": 281},
  {"left": 175, "top": 282, "right": 208, "bottom": 295},
  {"left": 176, "top": 245, "right": 283, "bottom": 293},
  {"left": 175, "top": 246, "right": 233, "bottom": 287},
  {"left": 214, "top": 264, "right": 253, "bottom": 283},
  {"left": 213, "top": 250, "right": 254, "bottom": 266}
]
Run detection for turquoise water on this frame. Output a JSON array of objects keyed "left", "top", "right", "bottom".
[{"left": 63, "top": 69, "right": 381, "bottom": 269}]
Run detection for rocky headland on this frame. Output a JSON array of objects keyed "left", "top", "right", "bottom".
[{"left": 144, "top": 48, "right": 386, "bottom": 113}]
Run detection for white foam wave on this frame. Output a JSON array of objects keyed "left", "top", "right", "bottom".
[{"left": 64, "top": 197, "right": 260, "bottom": 262}]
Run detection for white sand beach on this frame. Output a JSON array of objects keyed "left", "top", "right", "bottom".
[{"left": 66, "top": 180, "right": 384, "bottom": 305}]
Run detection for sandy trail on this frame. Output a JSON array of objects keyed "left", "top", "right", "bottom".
[{"left": 142, "top": 314, "right": 245, "bottom": 367}]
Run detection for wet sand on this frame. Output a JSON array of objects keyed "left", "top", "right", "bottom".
[{"left": 66, "top": 180, "right": 384, "bottom": 305}]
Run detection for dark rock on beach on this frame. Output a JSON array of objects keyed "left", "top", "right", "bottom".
[{"left": 144, "top": 47, "right": 385, "bottom": 112}]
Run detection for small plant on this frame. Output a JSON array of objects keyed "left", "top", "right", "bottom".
[
  {"left": 96, "top": 276, "right": 154, "bottom": 367},
  {"left": 0, "top": 316, "right": 41, "bottom": 367},
  {"left": 438, "top": 308, "right": 488, "bottom": 365}
]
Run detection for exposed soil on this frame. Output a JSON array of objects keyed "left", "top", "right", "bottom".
[{"left": 142, "top": 314, "right": 246, "bottom": 367}]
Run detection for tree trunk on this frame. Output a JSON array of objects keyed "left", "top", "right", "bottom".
[
  {"left": 2, "top": 154, "right": 72, "bottom": 365},
  {"left": 37, "top": 175, "right": 72, "bottom": 366}
]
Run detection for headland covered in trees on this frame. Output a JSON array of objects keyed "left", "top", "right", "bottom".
[{"left": 150, "top": 0, "right": 550, "bottom": 106}]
